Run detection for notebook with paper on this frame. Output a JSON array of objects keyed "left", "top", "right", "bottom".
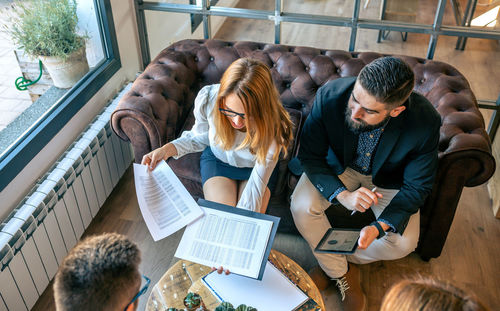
[{"left": 202, "top": 261, "right": 309, "bottom": 311}]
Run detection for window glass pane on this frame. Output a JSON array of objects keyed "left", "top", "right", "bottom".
[
  {"left": 282, "top": 23, "right": 351, "bottom": 50},
  {"left": 283, "top": 0, "right": 353, "bottom": 18},
  {"left": 214, "top": 17, "right": 274, "bottom": 43},
  {"left": 0, "top": 0, "right": 106, "bottom": 156},
  {"left": 355, "top": 28, "right": 430, "bottom": 57}
]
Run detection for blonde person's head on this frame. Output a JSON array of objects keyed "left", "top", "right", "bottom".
[
  {"left": 380, "top": 277, "right": 489, "bottom": 311},
  {"left": 214, "top": 58, "right": 294, "bottom": 163}
]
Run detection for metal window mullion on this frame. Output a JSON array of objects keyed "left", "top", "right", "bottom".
[
  {"left": 427, "top": 0, "right": 447, "bottom": 59},
  {"left": 349, "top": 0, "right": 361, "bottom": 51},
  {"left": 377, "top": 0, "right": 388, "bottom": 43},
  {"left": 135, "top": 0, "right": 151, "bottom": 69},
  {"left": 202, "top": 0, "right": 211, "bottom": 39},
  {"left": 456, "top": 0, "right": 475, "bottom": 48},
  {"left": 274, "top": 0, "right": 283, "bottom": 44},
  {"left": 478, "top": 95, "right": 500, "bottom": 142},
  {"left": 279, "top": 13, "right": 352, "bottom": 27},
  {"left": 142, "top": 2, "right": 202, "bottom": 14},
  {"left": 456, "top": 0, "right": 478, "bottom": 50}
]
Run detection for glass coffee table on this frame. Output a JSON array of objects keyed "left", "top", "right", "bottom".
[{"left": 146, "top": 249, "right": 325, "bottom": 310}]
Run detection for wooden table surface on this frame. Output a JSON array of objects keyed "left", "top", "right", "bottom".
[{"left": 146, "top": 249, "right": 325, "bottom": 310}]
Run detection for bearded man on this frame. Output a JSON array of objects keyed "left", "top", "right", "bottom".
[{"left": 290, "top": 57, "right": 440, "bottom": 311}]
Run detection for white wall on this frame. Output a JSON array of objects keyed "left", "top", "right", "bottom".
[{"left": 0, "top": 0, "right": 142, "bottom": 220}]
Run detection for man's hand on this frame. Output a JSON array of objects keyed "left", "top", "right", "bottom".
[
  {"left": 357, "top": 225, "right": 379, "bottom": 249},
  {"left": 336, "top": 187, "right": 383, "bottom": 213},
  {"left": 358, "top": 221, "right": 390, "bottom": 249}
]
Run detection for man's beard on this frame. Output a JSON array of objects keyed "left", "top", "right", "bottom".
[{"left": 345, "top": 106, "right": 391, "bottom": 133}]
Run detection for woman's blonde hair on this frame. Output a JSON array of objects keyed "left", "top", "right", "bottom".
[
  {"left": 380, "top": 277, "right": 489, "bottom": 311},
  {"left": 214, "top": 58, "right": 293, "bottom": 164}
]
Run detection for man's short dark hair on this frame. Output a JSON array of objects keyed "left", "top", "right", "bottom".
[
  {"left": 54, "top": 233, "right": 141, "bottom": 311},
  {"left": 358, "top": 57, "right": 415, "bottom": 107}
]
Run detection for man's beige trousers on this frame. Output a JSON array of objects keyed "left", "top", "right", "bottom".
[{"left": 291, "top": 168, "right": 420, "bottom": 278}]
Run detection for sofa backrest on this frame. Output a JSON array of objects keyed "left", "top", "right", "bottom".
[{"left": 139, "top": 39, "right": 489, "bottom": 161}]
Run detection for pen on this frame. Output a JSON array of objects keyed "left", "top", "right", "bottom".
[{"left": 351, "top": 187, "right": 377, "bottom": 216}]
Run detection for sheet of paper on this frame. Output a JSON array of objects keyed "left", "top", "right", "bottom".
[
  {"left": 202, "top": 262, "right": 308, "bottom": 311},
  {"left": 175, "top": 206, "right": 273, "bottom": 279},
  {"left": 133, "top": 161, "right": 203, "bottom": 241}
]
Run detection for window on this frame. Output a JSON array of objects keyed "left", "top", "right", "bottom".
[{"left": 0, "top": 0, "right": 120, "bottom": 191}]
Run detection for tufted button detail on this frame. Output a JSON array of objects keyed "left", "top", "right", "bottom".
[
  {"left": 336, "top": 68, "right": 341, "bottom": 74},
  {"left": 286, "top": 83, "right": 291, "bottom": 88},
  {"left": 194, "top": 57, "right": 199, "bottom": 62},
  {"left": 305, "top": 66, "right": 309, "bottom": 71},
  {"left": 210, "top": 56, "right": 214, "bottom": 61},
  {"left": 420, "top": 78, "right": 425, "bottom": 83}
]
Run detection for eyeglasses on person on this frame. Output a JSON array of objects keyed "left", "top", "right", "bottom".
[
  {"left": 124, "top": 274, "right": 150, "bottom": 311},
  {"left": 219, "top": 107, "right": 245, "bottom": 119}
]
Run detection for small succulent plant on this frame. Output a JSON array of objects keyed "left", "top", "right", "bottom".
[
  {"left": 183, "top": 292, "right": 205, "bottom": 311},
  {"left": 215, "top": 302, "right": 235, "bottom": 311},
  {"left": 215, "top": 302, "right": 257, "bottom": 311},
  {"left": 235, "top": 304, "right": 257, "bottom": 311}
]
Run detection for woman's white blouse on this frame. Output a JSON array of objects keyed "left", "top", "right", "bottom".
[{"left": 170, "top": 84, "right": 278, "bottom": 213}]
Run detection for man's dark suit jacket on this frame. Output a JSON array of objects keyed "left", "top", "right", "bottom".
[{"left": 298, "top": 77, "right": 441, "bottom": 234}]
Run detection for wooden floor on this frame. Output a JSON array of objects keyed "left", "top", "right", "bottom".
[{"left": 32, "top": 1, "right": 499, "bottom": 310}]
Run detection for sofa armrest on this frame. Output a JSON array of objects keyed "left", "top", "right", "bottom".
[
  {"left": 407, "top": 58, "right": 496, "bottom": 259},
  {"left": 111, "top": 49, "right": 199, "bottom": 162}
]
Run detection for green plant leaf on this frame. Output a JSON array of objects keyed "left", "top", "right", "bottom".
[{"left": 1, "top": 0, "right": 87, "bottom": 60}]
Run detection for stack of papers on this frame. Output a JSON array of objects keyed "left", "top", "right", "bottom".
[
  {"left": 134, "top": 162, "right": 280, "bottom": 280},
  {"left": 133, "top": 161, "right": 203, "bottom": 241},
  {"left": 174, "top": 200, "right": 277, "bottom": 279}
]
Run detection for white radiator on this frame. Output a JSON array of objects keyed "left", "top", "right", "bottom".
[{"left": 0, "top": 84, "right": 134, "bottom": 311}]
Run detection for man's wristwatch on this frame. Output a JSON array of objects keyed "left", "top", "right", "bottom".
[{"left": 371, "top": 221, "right": 386, "bottom": 239}]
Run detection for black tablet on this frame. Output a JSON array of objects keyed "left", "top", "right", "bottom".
[{"left": 314, "top": 228, "right": 361, "bottom": 254}]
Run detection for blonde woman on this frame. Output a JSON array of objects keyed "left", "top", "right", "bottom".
[
  {"left": 380, "top": 277, "right": 489, "bottom": 311},
  {"left": 142, "top": 58, "right": 293, "bottom": 216}
]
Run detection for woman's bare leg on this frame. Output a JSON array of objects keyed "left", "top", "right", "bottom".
[
  {"left": 203, "top": 176, "right": 238, "bottom": 206},
  {"left": 237, "top": 180, "right": 271, "bottom": 213}
]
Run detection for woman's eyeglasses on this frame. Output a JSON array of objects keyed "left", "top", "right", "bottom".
[
  {"left": 124, "top": 274, "right": 150, "bottom": 311},
  {"left": 219, "top": 107, "right": 245, "bottom": 119}
]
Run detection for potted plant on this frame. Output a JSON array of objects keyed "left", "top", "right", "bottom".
[
  {"left": 2, "top": 0, "right": 89, "bottom": 88},
  {"left": 215, "top": 302, "right": 257, "bottom": 311},
  {"left": 183, "top": 292, "right": 206, "bottom": 311}
]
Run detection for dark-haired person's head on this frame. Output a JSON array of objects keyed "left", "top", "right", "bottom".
[
  {"left": 54, "top": 233, "right": 144, "bottom": 311},
  {"left": 380, "top": 277, "right": 489, "bottom": 311},
  {"left": 346, "top": 57, "right": 415, "bottom": 132}
]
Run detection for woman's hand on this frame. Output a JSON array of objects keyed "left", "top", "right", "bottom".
[
  {"left": 141, "top": 143, "right": 178, "bottom": 171},
  {"left": 212, "top": 266, "right": 231, "bottom": 275}
]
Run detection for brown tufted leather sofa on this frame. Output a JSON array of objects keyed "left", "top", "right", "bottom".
[{"left": 112, "top": 39, "right": 495, "bottom": 261}]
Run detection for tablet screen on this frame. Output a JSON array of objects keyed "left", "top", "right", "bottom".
[{"left": 315, "top": 228, "right": 360, "bottom": 253}]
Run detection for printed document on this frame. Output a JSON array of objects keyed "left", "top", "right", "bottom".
[
  {"left": 175, "top": 206, "right": 273, "bottom": 279},
  {"left": 202, "top": 262, "right": 309, "bottom": 311},
  {"left": 133, "top": 161, "right": 203, "bottom": 241}
]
